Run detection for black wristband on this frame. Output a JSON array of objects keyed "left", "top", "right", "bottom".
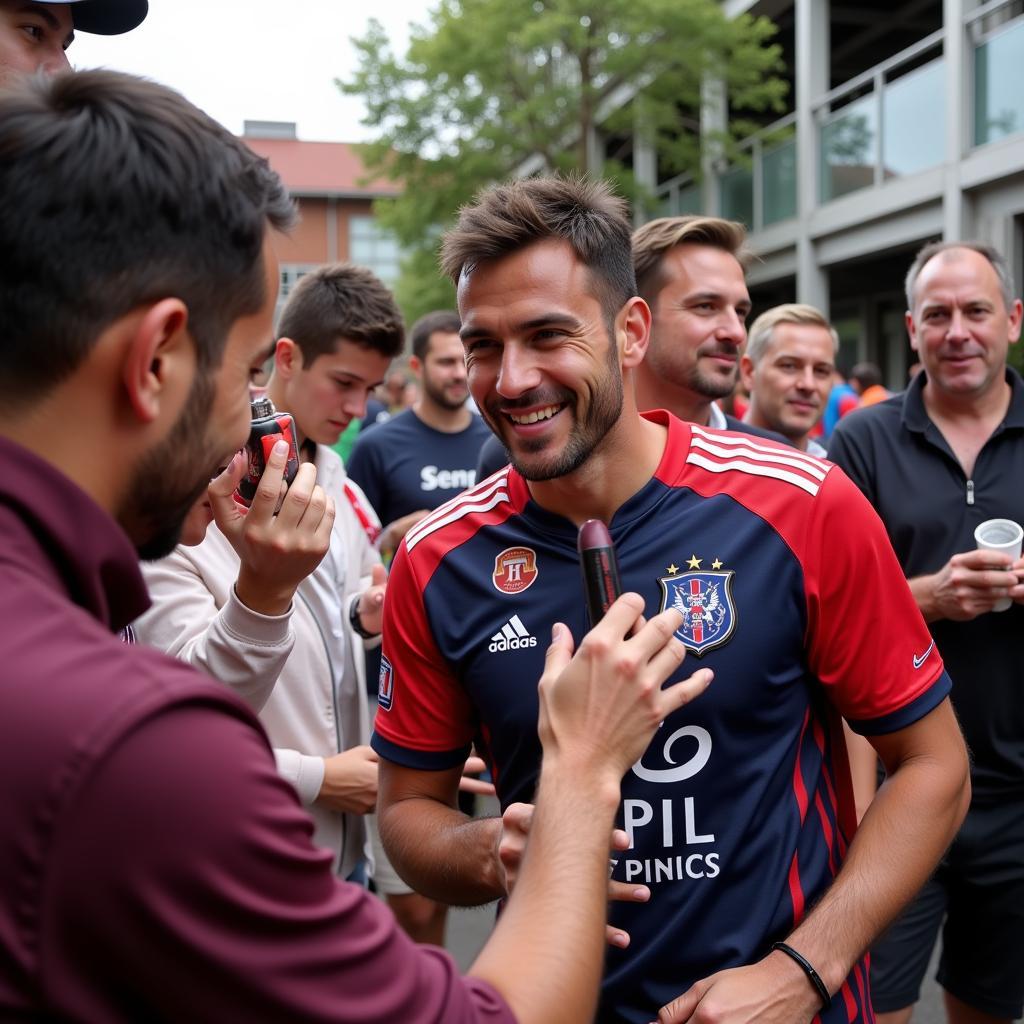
[
  {"left": 348, "top": 596, "right": 379, "bottom": 639},
  {"left": 770, "top": 941, "right": 831, "bottom": 1013}
]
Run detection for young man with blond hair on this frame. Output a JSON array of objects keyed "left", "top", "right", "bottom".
[{"left": 741, "top": 303, "right": 837, "bottom": 456}]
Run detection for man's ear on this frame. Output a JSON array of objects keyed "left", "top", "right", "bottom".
[
  {"left": 619, "top": 297, "right": 652, "bottom": 369},
  {"left": 739, "top": 354, "right": 756, "bottom": 392},
  {"left": 274, "top": 337, "right": 303, "bottom": 379},
  {"left": 122, "top": 299, "right": 191, "bottom": 424},
  {"left": 905, "top": 310, "right": 920, "bottom": 353},
  {"left": 409, "top": 354, "right": 423, "bottom": 378}
]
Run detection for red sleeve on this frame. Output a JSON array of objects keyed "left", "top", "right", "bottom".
[
  {"left": 42, "top": 703, "right": 513, "bottom": 1023},
  {"left": 803, "top": 467, "right": 949, "bottom": 734},
  {"left": 372, "top": 540, "right": 477, "bottom": 768}
]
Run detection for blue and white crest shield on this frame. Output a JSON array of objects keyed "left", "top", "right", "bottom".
[{"left": 658, "top": 570, "right": 737, "bottom": 657}]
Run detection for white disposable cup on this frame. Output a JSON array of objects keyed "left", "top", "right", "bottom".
[{"left": 974, "top": 518, "right": 1023, "bottom": 612}]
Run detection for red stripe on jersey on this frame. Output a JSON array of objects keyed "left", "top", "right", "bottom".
[
  {"left": 815, "top": 715, "right": 850, "bottom": 860},
  {"left": 842, "top": 977, "right": 858, "bottom": 1020},
  {"left": 809, "top": 716, "right": 839, "bottom": 875},
  {"left": 792, "top": 708, "right": 812, "bottom": 824},
  {"left": 858, "top": 956, "right": 875, "bottom": 1022},
  {"left": 787, "top": 709, "right": 812, "bottom": 924},
  {"left": 814, "top": 791, "right": 837, "bottom": 877},
  {"left": 787, "top": 853, "right": 805, "bottom": 924}
]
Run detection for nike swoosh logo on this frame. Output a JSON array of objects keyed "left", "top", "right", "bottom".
[{"left": 913, "top": 641, "right": 935, "bottom": 669}]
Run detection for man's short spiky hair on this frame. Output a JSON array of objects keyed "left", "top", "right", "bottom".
[
  {"left": 276, "top": 263, "right": 405, "bottom": 363},
  {"left": 440, "top": 175, "right": 636, "bottom": 321},
  {"left": 747, "top": 304, "right": 838, "bottom": 365},
  {"left": 632, "top": 216, "right": 750, "bottom": 305},
  {"left": 0, "top": 68, "right": 295, "bottom": 405}
]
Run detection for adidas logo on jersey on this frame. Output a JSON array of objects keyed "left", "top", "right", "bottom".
[{"left": 489, "top": 614, "right": 538, "bottom": 652}]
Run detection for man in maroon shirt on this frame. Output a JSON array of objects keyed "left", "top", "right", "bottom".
[{"left": 0, "top": 69, "right": 710, "bottom": 1022}]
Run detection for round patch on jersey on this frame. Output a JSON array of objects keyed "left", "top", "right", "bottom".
[{"left": 492, "top": 546, "right": 539, "bottom": 594}]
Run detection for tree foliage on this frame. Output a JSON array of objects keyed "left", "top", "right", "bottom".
[{"left": 340, "top": 0, "right": 786, "bottom": 324}]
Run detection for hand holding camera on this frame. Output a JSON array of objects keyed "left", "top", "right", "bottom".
[{"left": 209, "top": 442, "right": 336, "bottom": 617}]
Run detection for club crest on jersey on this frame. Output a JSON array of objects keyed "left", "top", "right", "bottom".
[
  {"left": 492, "top": 546, "right": 539, "bottom": 594},
  {"left": 377, "top": 654, "right": 395, "bottom": 711},
  {"left": 659, "top": 568, "right": 736, "bottom": 656}
]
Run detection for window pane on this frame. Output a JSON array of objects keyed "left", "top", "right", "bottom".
[
  {"left": 975, "top": 18, "right": 1024, "bottom": 146},
  {"left": 883, "top": 59, "right": 945, "bottom": 177},
  {"left": 762, "top": 138, "right": 797, "bottom": 225},
  {"left": 720, "top": 165, "right": 754, "bottom": 228},
  {"left": 348, "top": 215, "right": 401, "bottom": 285},
  {"left": 820, "top": 95, "right": 877, "bottom": 202}
]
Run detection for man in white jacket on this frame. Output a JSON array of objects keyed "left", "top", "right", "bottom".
[{"left": 137, "top": 264, "right": 405, "bottom": 892}]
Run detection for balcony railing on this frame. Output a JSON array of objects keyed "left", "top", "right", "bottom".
[
  {"left": 651, "top": 172, "right": 702, "bottom": 219},
  {"left": 815, "top": 32, "right": 946, "bottom": 204},
  {"left": 970, "top": 2, "right": 1024, "bottom": 146},
  {"left": 717, "top": 113, "right": 797, "bottom": 232},
  {"left": 645, "top": 7, "right": 1024, "bottom": 234}
]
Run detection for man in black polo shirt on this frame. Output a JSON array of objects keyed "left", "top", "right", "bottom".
[{"left": 829, "top": 240, "right": 1024, "bottom": 1024}]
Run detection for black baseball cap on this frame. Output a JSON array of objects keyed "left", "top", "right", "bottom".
[{"left": 36, "top": 0, "right": 149, "bottom": 35}]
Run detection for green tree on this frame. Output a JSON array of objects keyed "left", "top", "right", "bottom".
[{"left": 340, "top": 0, "right": 786, "bottom": 325}]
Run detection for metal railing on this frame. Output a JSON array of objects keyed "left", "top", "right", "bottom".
[{"left": 813, "top": 32, "right": 946, "bottom": 203}]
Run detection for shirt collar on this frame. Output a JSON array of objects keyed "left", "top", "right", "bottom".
[
  {"left": 902, "top": 366, "right": 1024, "bottom": 433},
  {"left": 708, "top": 403, "right": 727, "bottom": 430},
  {"left": 0, "top": 437, "right": 150, "bottom": 631}
]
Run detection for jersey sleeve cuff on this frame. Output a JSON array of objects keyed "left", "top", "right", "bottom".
[
  {"left": 846, "top": 670, "right": 952, "bottom": 736},
  {"left": 371, "top": 731, "right": 471, "bottom": 771}
]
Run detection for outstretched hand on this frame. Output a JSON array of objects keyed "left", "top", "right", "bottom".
[
  {"left": 210, "top": 443, "right": 335, "bottom": 616},
  {"left": 537, "top": 593, "right": 712, "bottom": 782}
]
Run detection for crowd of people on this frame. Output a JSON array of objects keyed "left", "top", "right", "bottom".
[{"left": 1, "top": 3, "right": 1022, "bottom": 1023}]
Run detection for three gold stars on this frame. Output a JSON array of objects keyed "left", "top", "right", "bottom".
[{"left": 666, "top": 557, "right": 725, "bottom": 574}]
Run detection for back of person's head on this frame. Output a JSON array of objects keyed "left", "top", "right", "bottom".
[
  {"left": 904, "top": 240, "right": 1015, "bottom": 312},
  {"left": 0, "top": 69, "right": 295, "bottom": 407},
  {"left": 410, "top": 310, "right": 461, "bottom": 362},
  {"left": 276, "top": 263, "right": 405, "bottom": 365},
  {"left": 746, "top": 304, "right": 838, "bottom": 365},
  {"left": 440, "top": 175, "right": 636, "bottom": 322},
  {"left": 850, "top": 362, "right": 883, "bottom": 390},
  {"left": 632, "top": 216, "right": 750, "bottom": 306}
]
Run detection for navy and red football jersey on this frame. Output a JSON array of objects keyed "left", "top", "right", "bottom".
[{"left": 373, "top": 411, "right": 949, "bottom": 1023}]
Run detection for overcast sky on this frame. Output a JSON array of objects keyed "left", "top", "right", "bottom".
[{"left": 70, "top": 0, "right": 425, "bottom": 141}]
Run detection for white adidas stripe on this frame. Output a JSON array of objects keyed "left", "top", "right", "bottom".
[
  {"left": 689, "top": 434, "right": 829, "bottom": 482},
  {"left": 406, "top": 490, "right": 511, "bottom": 552},
  {"left": 690, "top": 424, "right": 826, "bottom": 473},
  {"left": 686, "top": 451, "right": 822, "bottom": 496},
  {"left": 508, "top": 614, "right": 529, "bottom": 637},
  {"left": 491, "top": 614, "right": 535, "bottom": 645},
  {"left": 405, "top": 471, "right": 510, "bottom": 550}
]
